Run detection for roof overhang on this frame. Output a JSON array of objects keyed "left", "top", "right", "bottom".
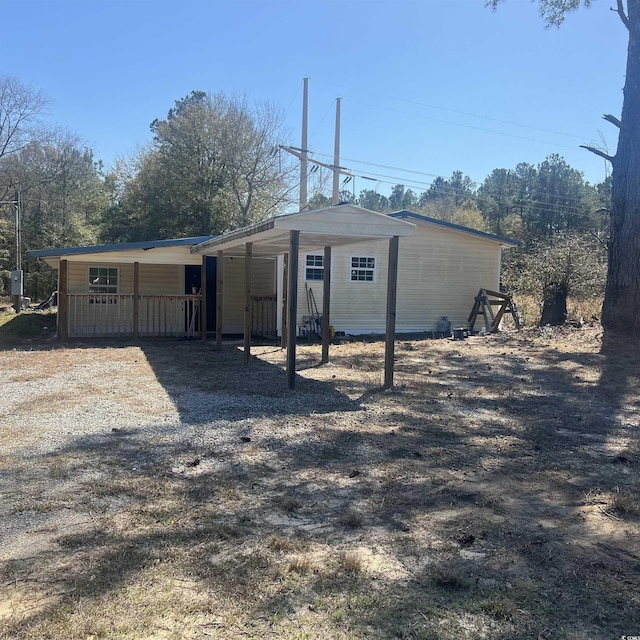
[
  {"left": 192, "top": 204, "right": 416, "bottom": 258},
  {"left": 28, "top": 236, "right": 214, "bottom": 268}
]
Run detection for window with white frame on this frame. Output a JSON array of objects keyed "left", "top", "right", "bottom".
[
  {"left": 89, "top": 267, "right": 118, "bottom": 294},
  {"left": 350, "top": 256, "right": 376, "bottom": 282},
  {"left": 305, "top": 253, "right": 324, "bottom": 281}
]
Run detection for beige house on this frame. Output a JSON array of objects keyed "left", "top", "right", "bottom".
[
  {"left": 287, "top": 210, "right": 518, "bottom": 335},
  {"left": 30, "top": 205, "right": 518, "bottom": 341}
]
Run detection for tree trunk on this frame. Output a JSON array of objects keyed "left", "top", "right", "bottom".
[
  {"left": 540, "top": 284, "right": 568, "bottom": 326},
  {"left": 602, "top": 1, "right": 640, "bottom": 335}
]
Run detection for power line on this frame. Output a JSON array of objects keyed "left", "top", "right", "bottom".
[
  {"left": 358, "top": 102, "right": 585, "bottom": 151},
  {"left": 317, "top": 167, "right": 604, "bottom": 224},
  {"left": 310, "top": 150, "right": 597, "bottom": 207},
  {"left": 314, "top": 79, "right": 598, "bottom": 143}
]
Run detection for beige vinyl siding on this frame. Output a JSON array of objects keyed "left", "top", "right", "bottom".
[
  {"left": 222, "top": 256, "right": 276, "bottom": 333},
  {"left": 138, "top": 264, "right": 181, "bottom": 294},
  {"left": 298, "top": 242, "right": 389, "bottom": 332},
  {"left": 395, "top": 225, "right": 500, "bottom": 331},
  {"left": 68, "top": 262, "right": 134, "bottom": 293},
  {"left": 295, "top": 222, "right": 503, "bottom": 334},
  {"left": 66, "top": 262, "right": 182, "bottom": 295}
]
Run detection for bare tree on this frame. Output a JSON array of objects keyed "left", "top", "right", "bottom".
[{"left": 0, "top": 75, "right": 49, "bottom": 163}]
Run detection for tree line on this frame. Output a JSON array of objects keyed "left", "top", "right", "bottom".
[{"left": 0, "top": 75, "right": 612, "bottom": 325}]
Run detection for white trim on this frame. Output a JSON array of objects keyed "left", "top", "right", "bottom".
[
  {"left": 304, "top": 252, "right": 325, "bottom": 282},
  {"left": 88, "top": 265, "right": 119, "bottom": 294},
  {"left": 348, "top": 255, "right": 376, "bottom": 283}
]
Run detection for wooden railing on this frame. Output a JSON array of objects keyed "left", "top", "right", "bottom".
[
  {"left": 66, "top": 294, "right": 201, "bottom": 338},
  {"left": 251, "top": 295, "right": 277, "bottom": 339}
]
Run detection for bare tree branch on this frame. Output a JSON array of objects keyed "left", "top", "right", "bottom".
[
  {"left": 580, "top": 145, "right": 615, "bottom": 162},
  {"left": 0, "top": 76, "right": 49, "bottom": 161},
  {"left": 611, "top": 0, "right": 630, "bottom": 29},
  {"left": 603, "top": 113, "right": 622, "bottom": 128}
]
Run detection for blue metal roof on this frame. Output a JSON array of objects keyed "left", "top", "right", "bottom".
[
  {"left": 28, "top": 236, "right": 216, "bottom": 259},
  {"left": 388, "top": 211, "right": 521, "bottom": 246}
]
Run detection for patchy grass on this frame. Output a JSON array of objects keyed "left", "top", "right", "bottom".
[
  {"left": 1, "top": 326, "right": 640, "bottom": 639},
  {"left": 0, "top": 310, "right": 57, "bottom": 346}
]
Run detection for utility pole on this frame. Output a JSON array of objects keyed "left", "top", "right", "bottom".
[
  {"left": 1, "top": 192, "right": 22, "bottom": 313},
  {"left": 332, "top": 97, "right": 342, "bottom": 205},
  {"left": 13, "top": 191, "right": 22, "bottom": 313},
  {"left": 279, "top": 83, "right": 352, "bottom": 206},
  {"left": 300, "top": 77, "right": 309, "bottom": 211}
]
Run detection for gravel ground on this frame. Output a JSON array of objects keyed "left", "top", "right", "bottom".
[
  {"left": 1, "top": 330, "right": 640, "bottom": 639},
  {"left": 0, "top": 340, "right": 358, "bottom": 562}
]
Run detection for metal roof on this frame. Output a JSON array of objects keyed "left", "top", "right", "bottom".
[
  {"left": 28, "top": 236, "right": 215, "bottom": 259},
  {"left": 388, "top": 211, "right": 521, "bottom": 247}
]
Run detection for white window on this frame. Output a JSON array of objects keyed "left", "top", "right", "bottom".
[
  {"left": 89, "top": 267, "right": 118, "bottom": 294},
  {"left": 305, "top": 253, "right": 324, "bottom": 281},
  {"left": 350, "top": 256, "right": 375, "bottom": 282}
]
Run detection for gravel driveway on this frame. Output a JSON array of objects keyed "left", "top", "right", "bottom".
[{"left": 2, "top": 330, "right": 640, "bottom": 639}]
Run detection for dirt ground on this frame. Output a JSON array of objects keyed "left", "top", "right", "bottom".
[{"left": 1, "top": 323, "right": 639, "bottom": 639}]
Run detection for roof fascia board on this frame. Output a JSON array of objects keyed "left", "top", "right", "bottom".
[
  {"left": 275, "top": 215, "right": 415, "bottom": 237},
  {"left": 29, "top": 236, "right": 214, "bottom": 259},
  {"left": 192, "top": 219, "right": 276, "bottom": 254}
]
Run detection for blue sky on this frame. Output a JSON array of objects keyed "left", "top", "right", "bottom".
[{"left": 1, "top": 0, "right": 628, "bottom": 198}]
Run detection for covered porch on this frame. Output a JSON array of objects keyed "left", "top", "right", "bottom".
[{"left": 29, "top": 236, "right": 216, "bottom": 340}]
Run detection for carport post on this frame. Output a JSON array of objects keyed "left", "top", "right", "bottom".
[
  {"left": 286, "top": 231, "right": 300, "bottom": 389},
  {"left": 216, "top": 251, "right": 224, "bottom": 350},
  {"left": 321, "top": 245, "right": 332, "bottom": 364},
  {"left": 281, "top": 253, "right": 288, "bottom": 349},
  {"left": 244, "top": 242, "right": 253, "bottom": 364},
  {"left": 133, "top": 261, "right": 140, "bottom": 338},
  {"left": 384, "top": 236, "right": 400, "bottom": 389}
]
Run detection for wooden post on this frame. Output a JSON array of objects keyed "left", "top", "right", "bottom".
[
  {"left": 200, "top": 256, "right": 207, "bottom": 341},
  {"left": 286, "top": 231, "right": 300, "bottom": 390},
  {"left": 321, "top": 245, "right": 331, "bottom": 364},
  {"left": 58, "top": 259, "right": 68, "bottom": 341},
  {"left": 216, "top": 251, "right": 224, "bottom": 350},
  {"left": 133, "top": 261, "right": 140, "bottom": 338},
  {"left": 244, "top": 243, "right": 253, "bottom": 364},
  {"left": 384, "top": 236, "right": 400, "bottom": 389},
  {"left": 281, "top": 253, "right": 288, "bottom": 349}
]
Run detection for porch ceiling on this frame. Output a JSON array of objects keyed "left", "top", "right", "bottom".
[{"left": 191, "top": 204, "right": 416, "bottom": 258}]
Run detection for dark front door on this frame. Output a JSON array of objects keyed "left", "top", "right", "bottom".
[{"left": 184, "top": 257, "right": 217, "bottom": 333}]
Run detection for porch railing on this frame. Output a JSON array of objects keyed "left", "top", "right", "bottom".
[
  {"left": 66, "top": 294, "right": 201, "bottom": 338},
  {"left": 251, "top": 295, "right": 277, "bottom": 339}
]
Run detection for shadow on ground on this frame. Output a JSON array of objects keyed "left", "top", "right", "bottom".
[{"left": 1, "top": 327, "right": 639, "bottom": 639}]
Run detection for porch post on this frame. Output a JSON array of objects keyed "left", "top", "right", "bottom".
[
  {"left": 133, "top": 261, "right": 140, "bottom": 338},
  {"left": 321, "top": 245, "right": 332, "bottom": 364},
  {"left": 58, "top": 259, "right": 68, "bottom": 341},
  {"left": 244, "top": 242, "right": 253, "bottom": 364},
  {"left": 200, "top": 256, "right": 207, "bottom": 341},
  {"left": 384, "top": 236, "right": 400, "bottom": 389},
  {"left": 286, "top": 231, "right": 300, "bottom": 389},
  {"left": 216, "top": 251, "right": 224, "bottom": 350}
]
